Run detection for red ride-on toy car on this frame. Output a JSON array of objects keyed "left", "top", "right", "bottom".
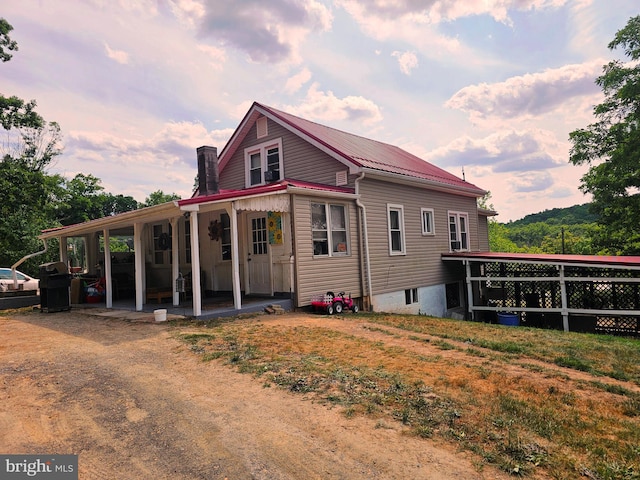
[{"left": 311, "top": 291, "right": 359, "bottom": 315}]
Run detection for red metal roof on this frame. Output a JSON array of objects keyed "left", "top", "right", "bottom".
[
  {"left": 217, "top": 102, "right": 484, "bottom": 195},
  {"left": 179, "top": 179, "right": 355, "bottom": 207},
  {"left": 443, "top": 251, "right": 640, "bottom": 268},
  {"left": 258, "top": 103, "right": 483, "bottom": 193}
]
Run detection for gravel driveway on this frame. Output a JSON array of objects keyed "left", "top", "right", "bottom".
[{"left": 0, "top": 309, "right": 506, "bottom": 479}]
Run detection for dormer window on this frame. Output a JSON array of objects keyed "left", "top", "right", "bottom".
[{"left": 244, "top": 138, "right": 283, "bottom": 187}]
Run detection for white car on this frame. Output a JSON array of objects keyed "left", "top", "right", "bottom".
[{"left": 0, "top": 268, "right": 39, "bottom": 292}]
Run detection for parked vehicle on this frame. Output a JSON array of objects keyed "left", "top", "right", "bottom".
[
  {"left": 311, "top": 291, "right": 359, "bottom": 315},
  {"left": 0, "top": 268, "right": 39, "bottom": 292}
]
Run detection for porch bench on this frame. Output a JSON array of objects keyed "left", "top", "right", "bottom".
[{"left": 146, "top": 288, "right": 173, "bottom": 304}]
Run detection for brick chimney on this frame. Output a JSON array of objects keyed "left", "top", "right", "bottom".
[{"left": 197, "top": 146, "right": 219, "bottom": 196}]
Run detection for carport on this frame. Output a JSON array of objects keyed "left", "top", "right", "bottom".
[{"left": 443, "top": 252, "right": 640, "bottom": 336}]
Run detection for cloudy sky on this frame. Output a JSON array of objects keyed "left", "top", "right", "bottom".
[{"left": 2, "top": 1, "right": 637, "bottom": 221}]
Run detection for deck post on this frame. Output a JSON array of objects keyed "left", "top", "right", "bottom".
[{"left": 559, "top": 265, "right": 569, "bottom": 332}]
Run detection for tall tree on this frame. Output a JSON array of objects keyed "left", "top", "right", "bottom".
[
  {"left": 53, "top": 174, "right": 139, "bottom": 225},
  {"left": 569, "top": 15, "right": 640, "bottom": 254},
  {"left": 0, "top": 18, "right": 62, "bottom": 272}
]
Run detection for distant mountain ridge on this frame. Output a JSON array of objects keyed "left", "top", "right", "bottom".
[{"left": 507, "top": 203, "right": 597, "bottom": 227}]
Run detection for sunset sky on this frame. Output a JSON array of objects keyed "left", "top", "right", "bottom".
[{"left": 2, "top": 1, "right": 637, "bottom": 221}]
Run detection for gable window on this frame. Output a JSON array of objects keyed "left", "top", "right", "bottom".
[
  {"left": 256, "top": 117, "right": 268, "bottom": 138},
  {"left": 244, "top": 138, "right": 283, "bottom": 187},
  {"left": 448, "top": 211, "right": 469, "bottom": 251},
  {"left": 312, "top": 202, "right": 349, "bottom": 256},
  {"left": 249, "top": 152, "right": 261, "bottom": 185},
  {"left": 387, "top": 204, "right": 405, "bottom": 255},
  {"left": 421, "top": 208, "right": 435, "bottom": 235}
]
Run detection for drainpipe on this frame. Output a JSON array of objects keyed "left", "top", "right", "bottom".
[
  {"left": 11, "top": 239, "right": 48, "bottom": 289},
  {"left": 354, "top": 172, "right": 372, "bottom": 310}
]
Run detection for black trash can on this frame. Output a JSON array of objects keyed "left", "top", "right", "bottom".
[{"left": 39, "top": 262, "right": 71, "bottom": 313}]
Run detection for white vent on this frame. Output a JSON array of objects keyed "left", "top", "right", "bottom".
[
  {"left": 336, "top": 170, "right": 348, "bottom": 186},
  {"left": 256, "top": 117, "right": 268, "bottom": 138}
]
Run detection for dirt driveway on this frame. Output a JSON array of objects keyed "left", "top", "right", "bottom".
[{"left": 0, "top": 309, "right": 509, "bottom": 480}]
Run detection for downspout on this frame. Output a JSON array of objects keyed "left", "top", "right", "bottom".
[
  {"left": 11, "top": 239, "right": 49, "bottom": 289},
  {"left": 354, "top": 172, "right": 372, "bottom": 310}
]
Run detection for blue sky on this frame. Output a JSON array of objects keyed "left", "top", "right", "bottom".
[{"left": 2, "top": 0, "right": 637, "bottom": 221}]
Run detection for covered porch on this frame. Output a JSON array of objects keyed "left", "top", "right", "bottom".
[{"left": 38, "top": 184, "right": 295, "bottom": 318}]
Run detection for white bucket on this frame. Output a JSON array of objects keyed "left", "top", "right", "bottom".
[{"left": 154, "top": 309, "right": 167, "bottom": 322}]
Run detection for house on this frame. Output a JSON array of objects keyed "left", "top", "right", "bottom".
[{"left": 38, "top": 102, "right": 492, "bottom": 318}]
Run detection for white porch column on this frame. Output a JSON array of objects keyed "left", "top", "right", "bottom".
[
  {"left": 189, "top": 211, "right": 202, "bottom": 317},
  {"left": 559, "top": 265, "right": 569, "bottom": 332},
  {"left": 103, "top": 229, "right": 113, "bottom": 308},
  {"left": 133, "top": 222, "right": 145, "bottom": 312},
  {"left": 171, "top": 217, "right": 180, "bottom": 306},
  {"left": 59, "top": 237, "right": 68, "bottom": 270},
  {"left": 231, "top": 202, "right": 242, "bottom": 310}
]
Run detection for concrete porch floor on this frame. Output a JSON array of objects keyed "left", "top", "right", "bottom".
[{"left": 73, "top": 294, "right": 293, "bottom": 320}]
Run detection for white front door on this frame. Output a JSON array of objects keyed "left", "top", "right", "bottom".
[{"left": 246, "top": 213, "right": 271, "bottom": 295}]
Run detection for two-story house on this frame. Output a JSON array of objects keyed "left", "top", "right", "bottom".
[{"left": 39, "top": 101, "right": 492, "bottom": 318}]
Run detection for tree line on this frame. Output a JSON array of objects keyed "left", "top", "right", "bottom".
[{"left": 488, "top": 203, "right": 604, "bottom": 255}]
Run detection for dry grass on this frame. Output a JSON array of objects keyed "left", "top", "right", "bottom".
[{"left": 175, "top": 313, "right": 640, "bottom": 479}]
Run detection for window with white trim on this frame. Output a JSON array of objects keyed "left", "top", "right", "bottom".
[
  {"left": 152, "top": 223, "right": 172, "bottom": 265},
  {"left": 312, "top": 202, "right": 349, "bottom": 256},
  {"left": 244, "top": 138, "right": 283, "bottom": 187},
  {"left": 448, "top": 211, "right": 469, "bottom": 251},
  {"left": 421, "top": 208, "right": 435, "bottom": 235},
  {"left": 405, "top": 288, "right": 418, "bottom": 304},
  {"left": 387, "top": 204, "right": 405, "bottom": 255}
]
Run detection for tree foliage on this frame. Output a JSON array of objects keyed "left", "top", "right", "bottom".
[
  {"left": 51, "top": 174, "right": 140, "bottom": 225},
  {"left": 0, "top": 18, "right": 63, "bottom": 272},
  {"left": 141, "top": 190, "right": 180, "bottom": 207},
  {"left": 490, "top": 203, "right": 601, "bottom": 255},
  {"left": 0, "top": 18, "right": 18, "bottom": 63},
  {"left": 569, "top": 15, "right": 640, "bottom": 254}
]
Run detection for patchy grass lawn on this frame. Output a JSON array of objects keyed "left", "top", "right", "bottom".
[{"left": 174, "top": 313, "right": 640, "bottom": 479}]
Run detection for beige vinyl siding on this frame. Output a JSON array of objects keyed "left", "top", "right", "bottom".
[
  {"left": 478, "top": 215, "right": 490, "bottom": 251},
  {"left": 292, "top": 194, "right": 362, "bottom": 306},
  {"left": 219, "top": 118, "right": 353, "bottom": 190},
  {"left": 359, "top": 177, "right": 479, "bottom": 296}
]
